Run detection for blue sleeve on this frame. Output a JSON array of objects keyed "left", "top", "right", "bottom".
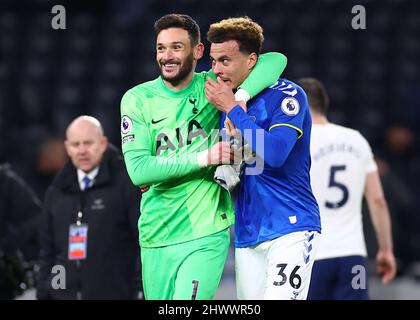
[
  {"left": 268, "top": 88, "right": 308, "bottom": 138},
  {"left": 219, "top": 112, "right": 229, "bottom": 141},
  {"left": 227, "top": 106, "right": 298, "bottom": 168},
  {"left": 220, "top": 111, "right": 227, "bottom": 129}
]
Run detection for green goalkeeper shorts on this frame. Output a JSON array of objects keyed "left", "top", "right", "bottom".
[{"left": 141, "top": 228, "right": 230, "bottom": 300}]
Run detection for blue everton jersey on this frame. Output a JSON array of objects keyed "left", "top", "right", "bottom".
[{"left": 231, "top": 78, "right": 321, "bottom": 248}]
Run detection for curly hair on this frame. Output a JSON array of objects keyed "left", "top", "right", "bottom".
[{"left": 207, "top": 16, "right": 264, "bottom": 55}]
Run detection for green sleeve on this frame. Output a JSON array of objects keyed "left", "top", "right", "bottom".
[
  {"left": 239, "top": 52, "right": 287, "bottom": 99},
  {"left": 121, "top": 91, "right": 202, "bottom": 186}
]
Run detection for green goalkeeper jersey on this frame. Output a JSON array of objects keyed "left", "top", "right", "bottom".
[{"left": 121, "top": 53, "right": 287, "bottom": 248}]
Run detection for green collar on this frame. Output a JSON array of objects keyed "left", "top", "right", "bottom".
[{"left": 157, "top": 74, "right": 197, "bottom": 98}]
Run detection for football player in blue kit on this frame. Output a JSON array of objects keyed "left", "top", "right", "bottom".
[{"left": 205, "top": 16, "right": 321, "bottom": 300}]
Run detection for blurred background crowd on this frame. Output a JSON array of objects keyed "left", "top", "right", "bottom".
[{"left": 0, "top": 0, "right": 419, "bottom": 298}]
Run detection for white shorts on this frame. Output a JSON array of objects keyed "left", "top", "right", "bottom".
[{"left": 235, "top": 230, "right": 319, "bottom": 300}]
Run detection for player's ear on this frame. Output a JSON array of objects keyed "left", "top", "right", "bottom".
[
  {"left": 247, "top": 52, "right": 258, "bottom": 70},
  {"left": 194, "top": 42, "right": 204, "bottom": 60}
]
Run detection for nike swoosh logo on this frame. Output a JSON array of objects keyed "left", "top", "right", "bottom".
[{"left": 151, "top": 117, "right": 167, "bottom": 124}]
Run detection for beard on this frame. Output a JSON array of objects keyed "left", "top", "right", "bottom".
[{"left": 159, "top": 52, "right": 194, "bottom": 86}]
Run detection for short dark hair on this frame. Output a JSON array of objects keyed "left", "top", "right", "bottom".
[
  {"left": 296, "top": 78, "right": 330, "bottom": 116},
  {"left": 154, "top": 14, "right": 201, "bottom": 46},
  {"left": 207, "top": 16, "right": 264, "bottom": 55}
]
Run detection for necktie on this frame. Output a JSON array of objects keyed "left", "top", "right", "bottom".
[{"left": 82, "top": 175, "right": 91, "bottom": 191}]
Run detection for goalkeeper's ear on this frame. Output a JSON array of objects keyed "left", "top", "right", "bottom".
[{"left": 193, "top": 42, "right": 205, "bottom": 61}]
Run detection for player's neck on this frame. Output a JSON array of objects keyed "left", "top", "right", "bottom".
[
  {"left": 162, "top": 72, "right": 195, "bottom": 91},
  {"left": 312, "top": 114, "right": 328, "bottom": 125}
]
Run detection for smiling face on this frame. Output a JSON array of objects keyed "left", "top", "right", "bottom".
[
  {"left": 156, "top": 28, "right": 203, "bottom": 90},
  {"left": 65, "top": 117, "right": 108, "bottom": 173},
  {"left": 210, "top": 40, "right": 257, "bottom": 89}
]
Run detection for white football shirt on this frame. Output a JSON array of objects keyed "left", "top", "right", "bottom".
[{"left": 310, "top": 123, "right": 377, "bottom": 260}]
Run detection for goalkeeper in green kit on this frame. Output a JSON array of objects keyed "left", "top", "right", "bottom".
[{"left": 120, "top": 14, "right": 287, "bottom": 300}]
